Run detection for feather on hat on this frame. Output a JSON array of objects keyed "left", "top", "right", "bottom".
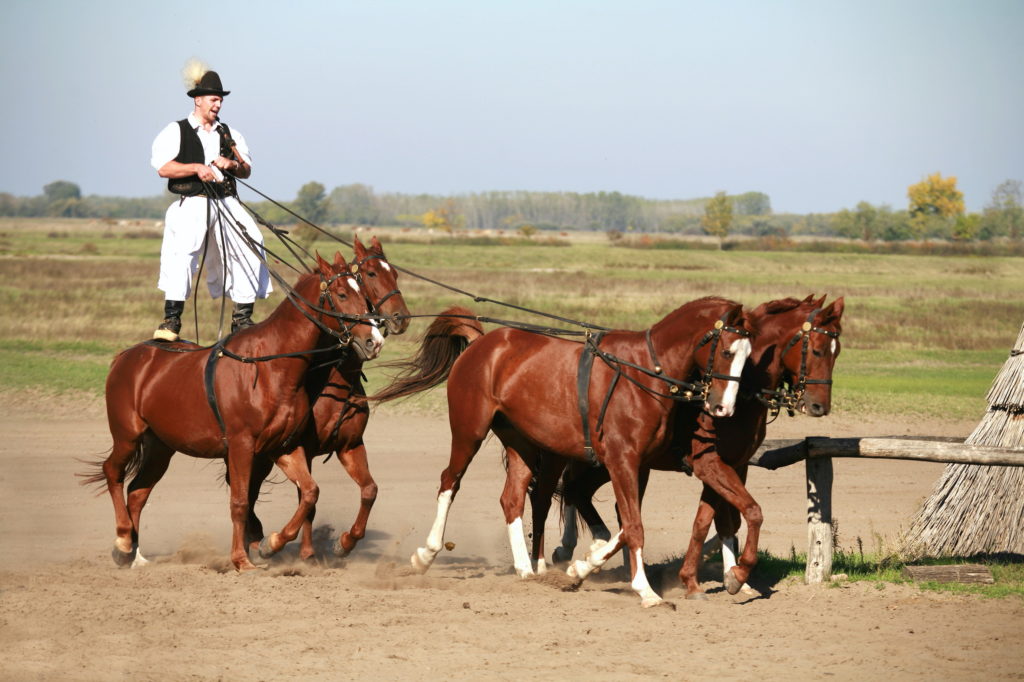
[{"left": 182, "top": 58, "right": 230, "bottom": 97}]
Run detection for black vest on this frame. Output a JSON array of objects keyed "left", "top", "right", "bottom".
[{"left": 167, "top": 119, "right": 237, "bottom": 196}]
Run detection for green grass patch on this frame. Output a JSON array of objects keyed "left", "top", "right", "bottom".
[
  {"left": 751, "top": 548, "right": 1024, "bottom": 599},
  {"left": 0, "top": 340, "right": 115, "bottom": 395}
]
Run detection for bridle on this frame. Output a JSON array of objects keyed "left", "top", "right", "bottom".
[
  {"left": 643, "top": 312, "right": 752, "bottom": 403},
  {"left": 759, "top": 307, "right": 840, "bottom": 416},
  {"left": 348, "top": 251, "right": 403, "bottom": 335},
  {"left": 311, "top": 268, "right": 378, "bottom": 347}
]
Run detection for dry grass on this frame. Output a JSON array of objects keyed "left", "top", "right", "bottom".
[{"left": 1, "top": 218, "right": 1022, "bottom": 419}]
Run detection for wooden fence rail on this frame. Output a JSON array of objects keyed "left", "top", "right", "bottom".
[{"left": 740, "top": 437, "right": 1024, "bottom": 583}]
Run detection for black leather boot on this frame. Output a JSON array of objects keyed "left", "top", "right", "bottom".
[
  {"left": 231, "top": 302, "right": 255, "bottom": 333},
  {"left": 153, "top": 300, "right": 185, "bottom": 341}
]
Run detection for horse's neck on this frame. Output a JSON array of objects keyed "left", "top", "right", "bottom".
[
  {"left": 646, "top": 313, "right": 711, "bottom": 378},
  {"left": 748, "top": 310, "right": 805, "bottom": 390},
  {"left": 253, "top": 283, "right": 332, "bottom": 358}
]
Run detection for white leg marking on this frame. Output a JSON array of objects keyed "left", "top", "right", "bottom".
[
  {"left": 721, "top": 535, "right": 738, "bottom": 574},
  {"left": 721, "top": 535, "right": 755, "bottom": 594},
  {"left": 411, "top": 489, "right": 453, "bottom": 572},
  {"left": 536, "top": 557, "right": 548, "bottom": 574},
  {"left": 507, "top": 517, "right": 534, "bottom": 578},
  {"left": 131, "top": 548, "right": 150, "bottom": 569},
  {"left": 567, "top": 531, "right": 622, "bottom": 581},
  {"left": 630, "top": 549, "right": 662, "bottom": 607}
]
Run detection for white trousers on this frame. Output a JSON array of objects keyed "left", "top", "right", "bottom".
[{"left": 158, "top": 195, "right": 273, "bottom": 304}]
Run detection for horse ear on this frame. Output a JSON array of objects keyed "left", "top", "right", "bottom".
[
  {"left": 353, "top": 235, "right": 366, "bottom": 255},
  {"left": 315, "top": 251, "right": 331, "bottom": 274},
  {"left": 333, "top": 251, "right": 345, "bottom": 266},
  {"left": 371, "top": 235, "right": 383, "bottom": 251},
  {"left": 802, "top": 294, "right": 816, "bottom": 304},
  {"left": 820, "top": 297, "right": 845, "bottom": 325},
  {"left": 725, "top": 302, "right": 745, "bottom": 327}
]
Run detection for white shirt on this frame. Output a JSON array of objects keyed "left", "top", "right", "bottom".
[{"left": 150, "top": 112, "right": 253, "bottom": 173}]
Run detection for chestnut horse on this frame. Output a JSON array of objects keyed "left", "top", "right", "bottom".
[
  {"left": 373, "top": 296, "right": 752, "bottom": 607},
  {"left": 83, "top": 253, "right": 384, "bottom": 571},
  {"left": 244, "top": 236, "right": 412, "bottom": 560},
  {"left": 543, "top": 295, "right": 844, "bottom": 598}
]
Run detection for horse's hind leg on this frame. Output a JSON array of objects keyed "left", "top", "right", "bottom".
[
  {"left": 240, "top": 452, "right": 275, "bottom": 563},
  {"left": 552, "top": 461, "right": 612, "bottom": 565},
  {"left": 333, "top": 440, "right": 378, "bottom": 558},
  {"left": 500, "top": 446, "right": 539, "bottom": 578},
  {"left": 410, "top": 406, "right": 491, "bottom": 573},
  {"left": 679, "top": 495, "right": 717, "bottom": 599},
  {"left": 103, "top": 438, "right": 142, "bottom": 566},
  {"left": 124, "top": 434, "right": 175, "bottom": 567}
]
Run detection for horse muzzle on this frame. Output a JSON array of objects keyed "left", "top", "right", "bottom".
[
  {"left": 798, "top": 398, "right": 830, "bottom": 417},
  {"left": 351, "top": 324, "right": 385, "bottom": 361}
]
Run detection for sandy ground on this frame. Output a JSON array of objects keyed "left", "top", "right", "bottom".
[{"left": 1, "top": 395, "right": 1022, "bottom": 681}]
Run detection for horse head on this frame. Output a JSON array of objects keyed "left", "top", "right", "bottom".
[
  {"left": 352, "top": 236, "right": 411, "bottom": 336},
  {"left": 315, "top": 252, "right": 385, "bottom": 361},
  {"left": 777, "top": 295, "right": 844, "bottom": 417},
  {"left": 691, "top": 301, "right": 753, "bottom": 418}
]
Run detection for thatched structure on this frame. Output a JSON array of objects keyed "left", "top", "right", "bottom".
[{"left": 900, "top": 321, "right": 1024, "bottom": 558}]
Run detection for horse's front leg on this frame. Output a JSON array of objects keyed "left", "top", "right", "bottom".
[
  {"left": 690, "top": 453, "right": 762, "bottom": 595},
  {"left": 334, "top": 441, "right": 378, "bottom": 558},
  {"left": 679, "top": 496, "right": 716, "bottom": 599},
  {"left": 226, "top": 444, "right": 260, "bottom": 571},
  {"left": 258, "top": 447, "right": 319, "bottom": 559},
  {"left": 571, "top": 457, "right": 662, "bottom": 608}
]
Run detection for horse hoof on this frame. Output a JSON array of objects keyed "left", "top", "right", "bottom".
[
  {"left": 685, "top": 591, "right": 709, "bottom": 601},
  {"left": 724, "top": 568, "right": 743, "bottom": 595},
  {"left": 333, "top": 540, "right": 351, "bottom": 558},
  {"left": 111, "top": 544, "right": 135, "bottom": 567},
  {"left": 640, "top": 596, "right": 664, "bottom": 608},
  {"left": 410, "top": 548, "right": 432, "bottom": 573},
  {"left": 551, "top": 546, "right": 572, "bottom": 565},
  {"left": 258, "top": 536, "right": 275, "bottom": 559}
]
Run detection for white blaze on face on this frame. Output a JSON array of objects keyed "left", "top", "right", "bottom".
[
  {"left": 831, "top": 339, "right": 837, "bottom": 355},
  {"left": 714, "top": 337, "right": 752, "bottom": 416},
  {"left": 347, "top": 278, "right": 361, "bottom": 295},
  {"left": 380, "top": 261, "right": 392, "bottom": 273}
]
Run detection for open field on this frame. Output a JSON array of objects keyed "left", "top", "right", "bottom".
[{"left": 1, "top": 217, "right": 1021, "bottom": 421}]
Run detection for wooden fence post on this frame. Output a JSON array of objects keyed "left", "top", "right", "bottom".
[{"left": 805, "top": 457, "right": 834, "bottom": 584}]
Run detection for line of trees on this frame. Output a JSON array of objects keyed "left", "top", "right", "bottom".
[{"left": 2, "top": 175, "right": 1021, "bottom": 242}]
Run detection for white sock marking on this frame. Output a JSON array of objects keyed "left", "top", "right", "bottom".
[{"left": 507, "top": 517, "right": 534, "bottom": 578}]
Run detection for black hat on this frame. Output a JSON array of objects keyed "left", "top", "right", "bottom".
[{"left": 187, "top": 71, "right": 230, "bottom": 98}]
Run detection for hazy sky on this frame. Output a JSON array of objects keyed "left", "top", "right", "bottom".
[{"left": 2, "top": 0, "right": 1021, "bottom": 214}]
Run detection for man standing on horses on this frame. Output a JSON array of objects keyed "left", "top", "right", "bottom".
[{"left": 150, "top": 60, "right": 272, "bottom": 341}]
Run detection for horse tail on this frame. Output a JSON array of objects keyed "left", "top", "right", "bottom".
[
  {"left": 76, "top": 446, "right": 145, "bottom": 495},
  {"left": 370, "top": 306, "right": 484, "bottom": 403}
]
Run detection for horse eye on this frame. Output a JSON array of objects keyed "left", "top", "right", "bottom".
[
  {"left": 722, "top": 350, "right": 734, "bottom": 360},
  {"left": 812, "top": 349, "right": 823, "bottom": 358},
  {"left": 368, "top": 271, "right": 377, "bottom": 278}
]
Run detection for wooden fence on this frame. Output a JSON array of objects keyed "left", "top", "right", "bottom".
[{"left": 746, "top": 437, "right": 1024, "bottom": 583}]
